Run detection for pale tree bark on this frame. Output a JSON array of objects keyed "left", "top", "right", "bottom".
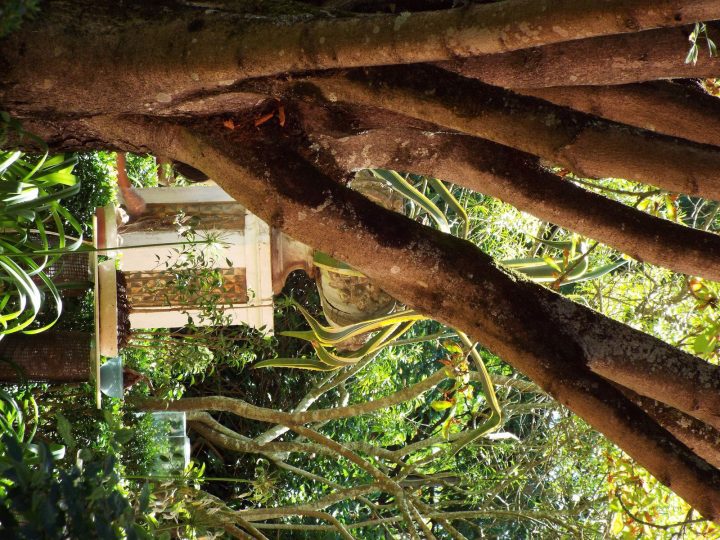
[
  {"left": 141, "top": 367, "right": 449, "bottom": 425},
  {"left": 442, "top": 24, "right": 720, "bottom": 88},
  {"left": 294, "top": 103, "right": 720, "bottom": 280},
  {"left": 76, "top": 115, "right": 720, "bottom": 519},
  {"left": 298, "top": 67, "right": 720, "bottom": 200},
  {"left": 516, "top": 81, "right": 720, "bottom": 148}
]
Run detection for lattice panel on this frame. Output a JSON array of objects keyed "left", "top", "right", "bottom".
[
  {"left": 119, "top": 202, "right": 245, "bottom": 233},
  {"left": 124, "top": 267, "right": 248, "bottom": 309}
]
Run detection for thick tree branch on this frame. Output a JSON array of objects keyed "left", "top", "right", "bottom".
[
  {"left": 3, "top": 0, "right": 718, "bottom": 116},
  {"left": 619, "top": 389, "right": 720, "bottom": 469},
  {"left": 515, "top": 81, "right": 720, "bottom": 148},
  {"left": 93, "top": 115, "right": 720, "bottom": 519},
  {"left": 294, "top": 106, "right": 720, "bottom": 281},
  {"left": 588, "top": 350, "right": 720, "bottom": 431},
  {"left": 441, "top": 24, "right": 720, "bottom": 88},
  {"left": 300, "top": 67, "right": 720, "bottom": 200}
]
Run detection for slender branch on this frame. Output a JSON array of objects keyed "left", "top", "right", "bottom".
[
  {"left": 615, "top": 493, "right": 709, "bottom": 531},
  {"left": 136, "top": 367, "right": 449, "bottom": 425},
  {"left": 239, "top": 484, "right": 382, "bottom": 521},
  {"left": 235, "top": 519, "right": 269, "bottom": 540},
  {"left": 254, "top": 352, "right": 379, "bottom": 444},
  {"left": 288, "top": 425, "right": 405, "bottom": 495},
  {"left": 398, "top": 497, "right": 422, "bottom": 540}
]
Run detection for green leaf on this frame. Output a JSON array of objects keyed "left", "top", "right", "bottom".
[
  {"left": 426, "top": 177, "right": 469, "bottom": 239},
  {"left": 442, "top": 341, "right": 463, "bottom": 356},
  {"left": 139, "top": 483, "right": 151, "bottom": 512},
  {"left": 441, "top": 417, "right": 453, "bottom": 439},
  {"left": 313, "top": 251, "right": 366, "bottom": 277},
  {"left": 708, "top": 38, "right": 717, "bottom": 57},
  {"left": 694, "top": 332, "right": 717, "bottom": 354},
  {"left": 55, "top": 412, "right": 76, "bottom": 452},
  {"left": 431, "top": 400, "right": 454, "bottom": 411},
  {"left": 115, "top": 428, "right": 134, "bottom": 445},
  {"left": 48, "top": 443, "right": 66, "bottom": 461},
  {"left": 253, "top": 357, "right": 337, "bottom": 371},
  {"left": 542, "top": 254, "right": 563, "bottom": 273},
  {"left": 370, "top": 169, "right": 450, "bottom": 233},
  {"left": 286, "top": 301, "right": 425, "bottom": 346},
  {"left": 565, "top": 259, "right": 628, "bottom": 285}
]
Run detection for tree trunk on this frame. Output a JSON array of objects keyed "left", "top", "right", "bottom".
[
  {"left": 5, "top": 0, "right": 720, "bottom": 521},
  {"left": 0, "top": 331, "right": 91, "bottom": 383},
  {"left": 442, "top": 24, "right": 720, "bottom": 88}
]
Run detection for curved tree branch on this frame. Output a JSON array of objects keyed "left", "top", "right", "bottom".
[
  {"left": 139, "top": 367, "right": 449, "bottom": 425},
  {"left": 6, "top": 0, "right": 716, "bottom": 116}
]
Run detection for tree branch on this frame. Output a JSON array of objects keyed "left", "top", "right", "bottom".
[
  {"left": 512, "top": 81, "right": 720, "bottom": 148},
  {"left": 618, "top": 388, "right": 720, "bottom": 469},
  {"left": 138, "top": 367, "right": 449, "bottom": 424},
  {"left": 440, "top": 24, "right": 720, "bottom": 88},
  {"left": 299, "top": 67, "right": 720, "bottom": 200},
  {"left": 295, "top": 103, "right": 720, "bottom": 281},
  {"left": 4, "top": 0, "right": 718, "bottom": 115}
]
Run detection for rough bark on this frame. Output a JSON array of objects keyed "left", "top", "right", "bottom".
[
  {"left": 84, "top": 115, "right": 720, "bottom": 519},
  {"left": 3, "top": 1, "right": 719, "bottom": 116},
  {"left": 299, "top": 67, "right": 720, "bottom": 200},
  {"left": 442, "top": 24, "right": 720, "bottom": 88},
  {"left": 297, "top": 110, "right": 720, "bottom": 431},
  {"left": 516, "top": 81, "right": 720, "bottom": 148},
  {"left": 620, "top": 389, "right": 720, "bottom": 470},
  {"left": 588, "top": 349, "right": 720, "bottom": 431},
  {"left": 293, "top": 102, "right": 720, "bottom": 281}
]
